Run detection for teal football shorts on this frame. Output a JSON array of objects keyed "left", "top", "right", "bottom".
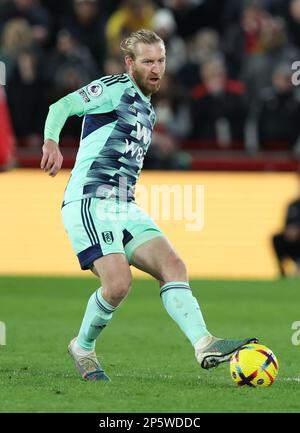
[{"left": 61, "top": 198, "right": 164, "bottom": 270}]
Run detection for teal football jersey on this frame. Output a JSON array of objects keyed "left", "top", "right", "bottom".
[{"left": 63, "top": 73, "right": 156, "bottom": 204}]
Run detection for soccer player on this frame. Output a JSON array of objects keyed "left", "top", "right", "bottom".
[
  {"left": 41, "top": 29, "right": 257, "bottom": 381},
  {"left": 272, "top": 196, "right": 300, "bottom": 277}
]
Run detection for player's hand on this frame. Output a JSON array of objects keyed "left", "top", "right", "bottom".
[{"left": 41, "top": 139, "right": 63, "bottom": 177}]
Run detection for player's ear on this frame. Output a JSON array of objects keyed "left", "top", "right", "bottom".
[{"left": 125, "top": 55, "right": 134, "bottom": 69}]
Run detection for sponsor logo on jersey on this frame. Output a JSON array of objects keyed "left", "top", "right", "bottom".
[
  {"left": 87, "top": 83, "right": 103, "bottom": 97},
  {"left": 124, "top": 121, "right": 151, "bottom": 163},
  {"left": 77, "top": 89, "right": 90, "bottom": 103},
  {"left": 102, "top": 231, "right": 114, "bottom": 245},
  {"left": 128, "top": 104, "right": 137, "bottom": 114},
  {"left": 136, "top": 122, "right": 151, "bottom": 145},
  {"left": 124, "top": 139, "right": 146, "bottom": 163}
]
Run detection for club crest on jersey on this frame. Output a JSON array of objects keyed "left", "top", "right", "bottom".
[
  {"left": 87, "top": 83, "right": 103, "bottom": 97},
  {"left": 150, "top": 113, "right": 156, "bottom": 127},
  {"left": 102, "top": 231, "right": 114, "bottom": 245}
]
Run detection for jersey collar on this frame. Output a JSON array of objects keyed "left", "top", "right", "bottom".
[{"left": 125, "top": 73, "right": 151, "bottom": 103}]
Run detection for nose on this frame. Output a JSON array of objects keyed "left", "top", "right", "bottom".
[{"left": 151, "top": 62, "right": 160, "bottom": 74}]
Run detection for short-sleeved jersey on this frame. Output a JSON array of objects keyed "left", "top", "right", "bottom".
[{"left": 63, "top": 73, "right": 156, "bottom": 204}]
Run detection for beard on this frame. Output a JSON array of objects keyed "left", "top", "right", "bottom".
[{"left": 131, "top": 67, "right": 161, "bottom": 96}]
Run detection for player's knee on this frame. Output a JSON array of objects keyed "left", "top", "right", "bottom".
[
  {"left": 161, "top": 255, "right": 187, "bottom": 283},
  {"left": 106, "top": 272, "right": 132, "bottom": 304}
]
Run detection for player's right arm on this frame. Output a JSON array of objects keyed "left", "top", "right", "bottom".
[
  {"left": 41, "top": 80, "right": 111, "bottom": 177},
  {"left": 41, "top": 92, "right": 84, "bottom": 177}
]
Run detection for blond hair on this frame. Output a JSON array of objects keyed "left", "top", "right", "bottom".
[{"left": 120, "top": 29, "right": 164, "bottom": 59}]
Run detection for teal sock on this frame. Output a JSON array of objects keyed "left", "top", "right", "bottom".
[
  {"left": 160, "top": 282, "right": 210, "bottom": 345},
  {"left": 76, "top": 287, "right": 116, "bottom": 351}
]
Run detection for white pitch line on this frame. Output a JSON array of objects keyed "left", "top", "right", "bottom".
[{"left": 280, "top": 377, "right": 300, "bottom": 382}]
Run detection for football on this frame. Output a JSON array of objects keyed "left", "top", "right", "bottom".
[{"left": 230, "top": 344, "right": 279, "bottom": 387}]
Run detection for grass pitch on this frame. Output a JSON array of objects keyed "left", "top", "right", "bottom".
[{"left": 0, "top": 276, "right": 300, "bottom": 413}]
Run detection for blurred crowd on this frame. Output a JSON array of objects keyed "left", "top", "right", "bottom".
[{"left": 2, "top": 0, "right": 300, "bottom": 169}]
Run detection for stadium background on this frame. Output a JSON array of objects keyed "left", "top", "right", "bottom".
[
  {"left": 1, "top": 0, "right": 300, "bottom": 414},
  {"left": 1, "top": 0, "right": 300, "bottom": 278},
  {"left": 1, "top": 169, "right": 299, "bottom": 278}
]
